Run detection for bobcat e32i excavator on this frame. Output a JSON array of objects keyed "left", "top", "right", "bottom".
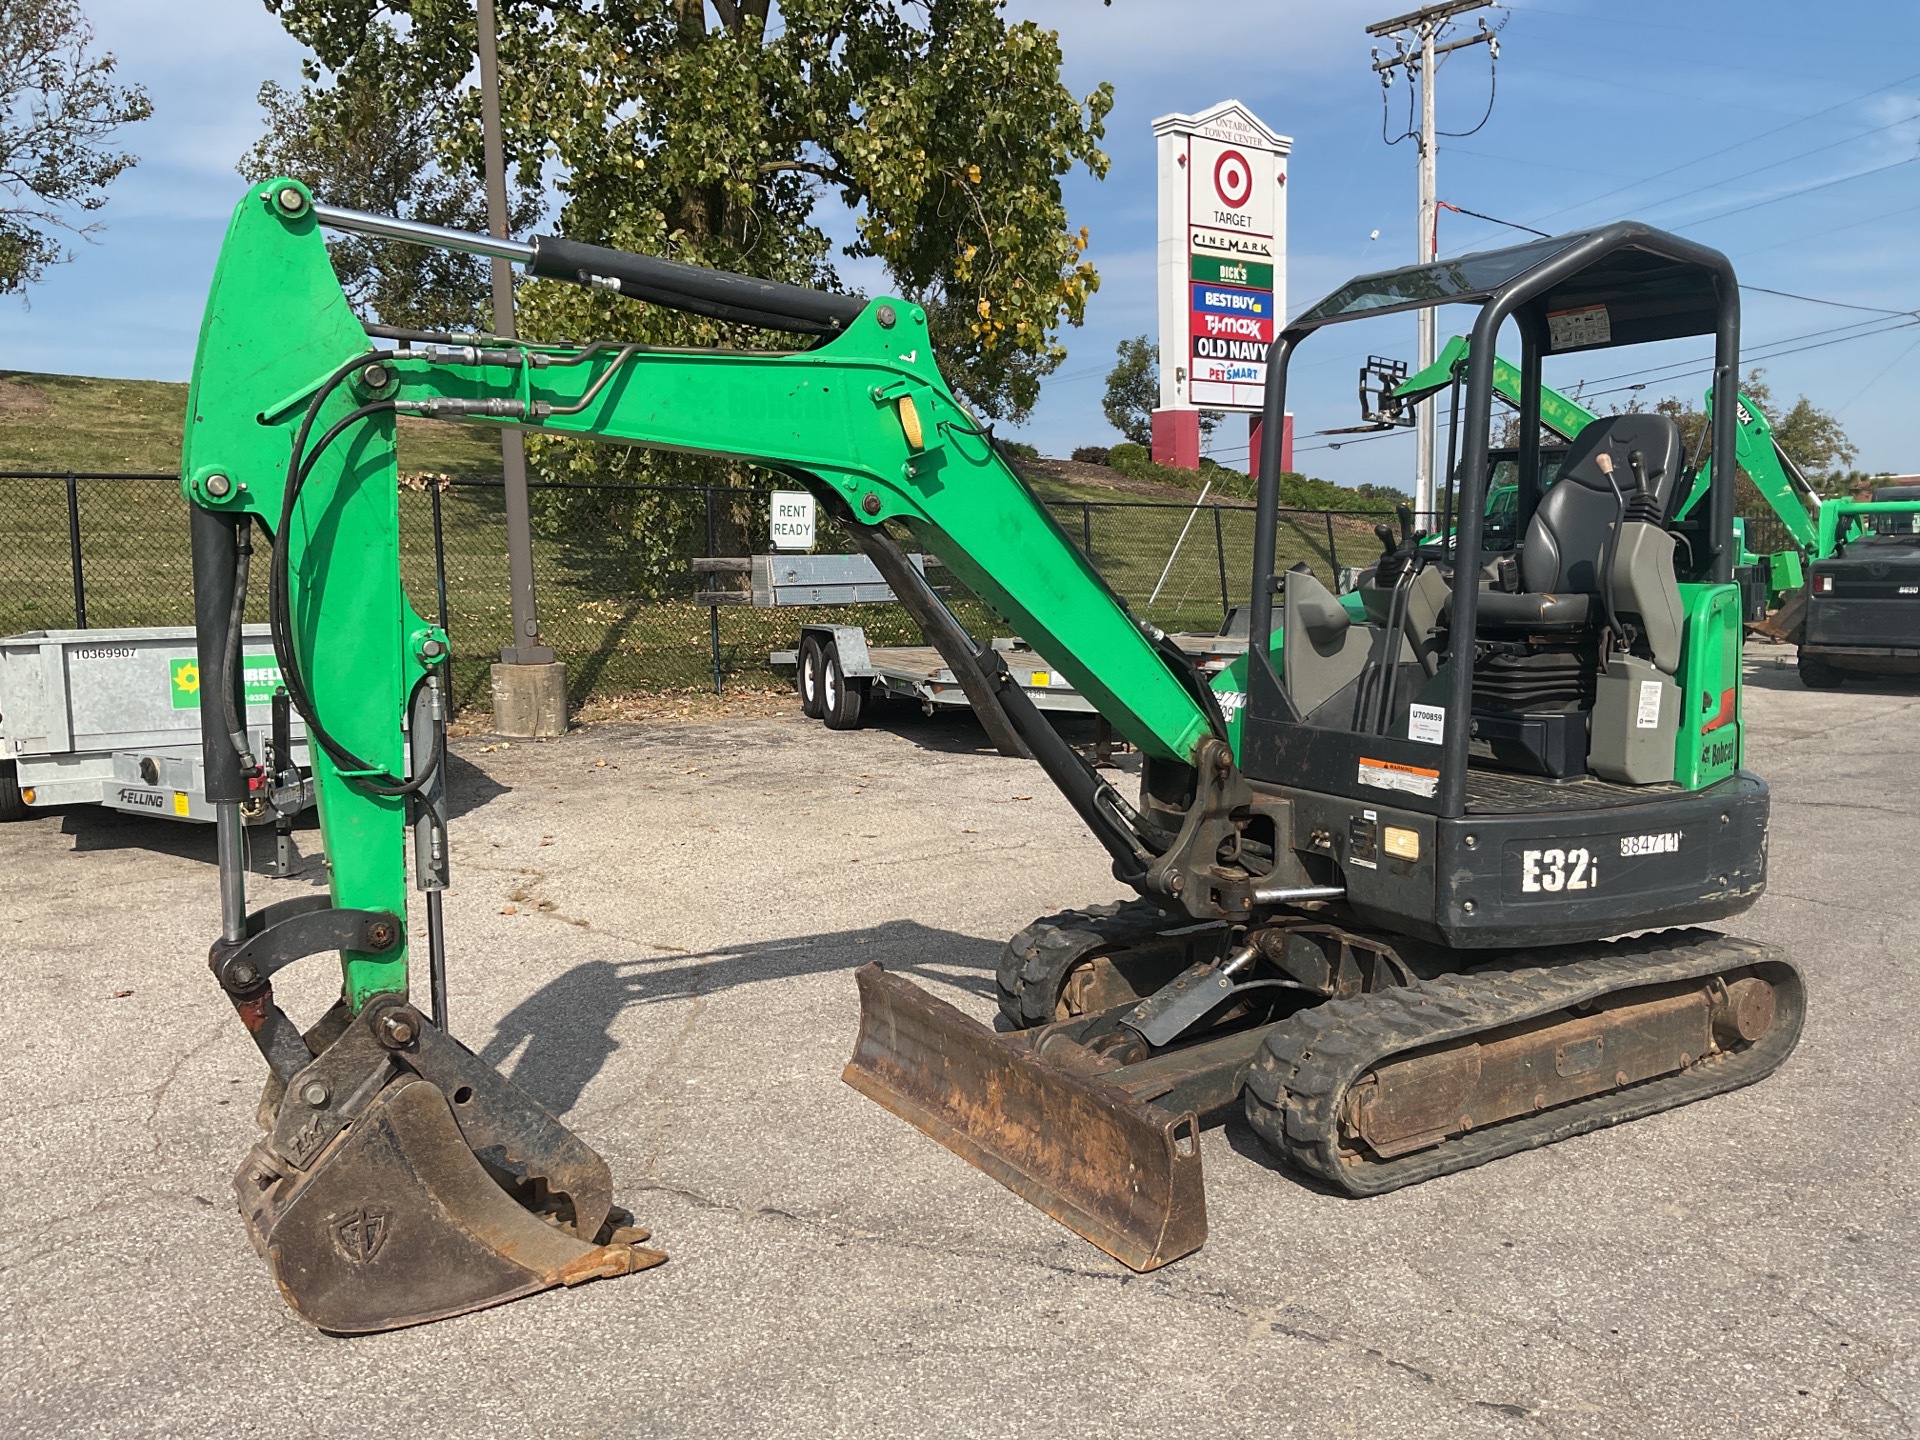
[{"left": 185, "top": 180, "right": 1802, "bottom": 1332}]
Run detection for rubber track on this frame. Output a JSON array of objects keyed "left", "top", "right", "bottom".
[
  {"left": 997, "top": 899, "right": 1202, "bottom": 1030},
  {"left": 1243, "top": 928, "right": 1806, "bottom": 1196}
]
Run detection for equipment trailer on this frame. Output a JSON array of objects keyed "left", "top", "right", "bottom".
[
  {"left": 0, "top": 625, "right": 310, "bottom": 849},
  {"left": 180, "top": 182, "right": 1802, "bottom": 1331}
]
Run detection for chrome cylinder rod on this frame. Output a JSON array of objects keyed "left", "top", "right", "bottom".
[
  {"left": 1249, "top": 884, "right": 1347, "bottom": 906},
  {"left": 216, "top": 801, "right": 248, "bottom": 943},
  {"left": 311, "top": 203, "right": 533, "bottom": 265}
]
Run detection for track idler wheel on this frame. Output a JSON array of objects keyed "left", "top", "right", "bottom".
[{"left": 234, "top": 997, "right": 664, "bottom": 1333}]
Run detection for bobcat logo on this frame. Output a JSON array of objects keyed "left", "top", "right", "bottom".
[{"left": 331, "top": 1207, "right": 390, "bottom": 1265}]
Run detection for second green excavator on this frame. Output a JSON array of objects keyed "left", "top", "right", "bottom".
[{"left": 185, "top": 182, "right": 1803, "bottom": 1331}]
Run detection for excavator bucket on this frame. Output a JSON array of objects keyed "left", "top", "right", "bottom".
[
  {"left": 843, "top": 963, "right": 1206, "bottom": 1272},
  {"left": 233, "top": 995, "right": 664, "bottom": 1333}
]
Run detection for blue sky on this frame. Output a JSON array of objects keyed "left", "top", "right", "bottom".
[{"left": 7, "top": 0, "right": 1918, "bottom": 491}]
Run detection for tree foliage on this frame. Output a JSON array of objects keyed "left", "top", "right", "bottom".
[
  {"left": 240, "top": 31, "right": 542, "bottom": 332},
  {"left": 1102, "top": 332, "right": 1218, "bottom": 448},
  {"left": 256, "top": 0, "right": 1112, "bottom": 431},
  {"left": 1639, "top": 368, "right": 1859, "bottom": 517},
  {"left": 0, "top": 0, "right": 151, "bottom": 297},
  {"left": 1102, "top": 334, "right": 1156, "bottom": 445}
]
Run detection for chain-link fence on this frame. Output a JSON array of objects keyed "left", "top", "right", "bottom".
[{"left": 1, "top": 470, "right": 1382, "bottom": 714}]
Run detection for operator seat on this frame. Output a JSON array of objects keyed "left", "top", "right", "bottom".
[
  {"left": 1456, "top": 413, "right": 1688, "bottom": 779},
  {"left": 1475, "top": 412, "right": 1685, "bottom": 631}
]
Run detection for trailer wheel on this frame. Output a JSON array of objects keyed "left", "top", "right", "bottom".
[
  {"left": 797, "top": 636, "right": 827, "bottom": 719},
  {"left": 0, "top": 761, "right": 26, "bottom": 822},
  {"left": 821, "top": 644, "right": 866, "bottom": 730},
  {"left": 1796, "top": 649, "right": 1844, "bottom": 690}
]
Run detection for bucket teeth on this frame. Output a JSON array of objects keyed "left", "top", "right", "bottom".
[
  {"left": 238, "top": 1078, "right": 663, "bottom": 1333},
  {"left": 236, "top": 1001, "right": 659, "bottom": 1332}
]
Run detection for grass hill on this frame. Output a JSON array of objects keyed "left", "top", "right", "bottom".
[{"left": 0, "top": 370, "right": 504, "bottom": 476}]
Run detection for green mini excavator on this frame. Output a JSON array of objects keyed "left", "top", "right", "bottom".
[{"left": 186, "top": 181, "right": 1803, "bottom": 1332}]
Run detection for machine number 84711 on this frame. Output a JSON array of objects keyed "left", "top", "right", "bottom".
[{"left": 1519, "top": 847, "right": 1597, "bottom": 893}]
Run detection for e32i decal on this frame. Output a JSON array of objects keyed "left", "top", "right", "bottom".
[{"left": 1519, "top": 847, "right": 1596, "bottom": 893}]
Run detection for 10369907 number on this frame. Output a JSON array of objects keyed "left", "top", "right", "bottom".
[{"left": 1520, "top": 847, "right": 1596, "bottom": 893}]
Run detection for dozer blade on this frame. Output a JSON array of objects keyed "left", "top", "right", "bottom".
[
  {"left": 843, "top": 963, "right": 1206, "bottom": 1272},
  {"left": 235, "top": 998, "right": 663, "bottom": 1334}
]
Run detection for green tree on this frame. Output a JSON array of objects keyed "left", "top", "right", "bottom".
[
  {"left": 1102, "top": 334, "right": 1156, "bottom": 445},
  {"left": 1642, "top": 369, "right": 1857, "bottom": 521},
  {"left": 239, "top": 30, "right": 542, "bottom": 333},
  {"left": 258, "top": 0, "right": 1111, "bottom": 428},
  {"left": 0, "top": 0, "right": 151, "bottom": 297},
  {"left": 1102, "top": 332, "right": 1218, "bottom": 448}
]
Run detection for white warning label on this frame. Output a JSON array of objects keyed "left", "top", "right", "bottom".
[{"left": 1636, "top": 679, "right": 1663, "bottom": 730}]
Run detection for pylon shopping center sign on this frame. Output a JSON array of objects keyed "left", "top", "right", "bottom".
[{"left": 1154, "top": 101, "right": 1291, "bottom": 416}]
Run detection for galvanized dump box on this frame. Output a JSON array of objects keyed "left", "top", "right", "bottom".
[{"left": 0, "top": 626, "right": 309, "bottom": 822}]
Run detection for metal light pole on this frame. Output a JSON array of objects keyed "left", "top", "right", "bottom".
[
  {"left": 476, "top": 0, "right": 567, "bottom": 735},
  {"left": 1369, "top": 0, "right": 1497, "bottom": 524}
]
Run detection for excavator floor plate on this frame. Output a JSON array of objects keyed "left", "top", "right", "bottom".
[{"left": 844, "top": 963, "right": 1206, "bottom": 1272}]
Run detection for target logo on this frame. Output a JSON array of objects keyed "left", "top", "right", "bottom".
[{"left": 1213, "top": 149, "right": 1253, "bottom": 209}]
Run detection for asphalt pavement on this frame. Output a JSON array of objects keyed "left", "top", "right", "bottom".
[{"left": 1, "top": 642, "right": 1915, "bottom": 1439}]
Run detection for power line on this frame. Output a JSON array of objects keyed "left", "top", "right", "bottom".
[
  {"left": 1437, "top": 200, "right": 1548, "bottom": 238},
  {"left": 1580, "top": 318, "right": 1920, "bottom": 402},
  {"left": 1521, "top": 66, "right": 1920, "bottom": 227},
  {"left": 1611, "top": 112, "right": 1920, "bottom": 228},
  {"left": 1740, "top": 284, "right": 1917, "bottom": 317},
  {"left": 1838, "top": 332, "right": 1920, "bottom": 415},
  {"left": 1733, "top": 200, "right": 1920, "bottom": 260},
  {"left": 1673, "top": 156, "right": 1918, "bottom": 233}
]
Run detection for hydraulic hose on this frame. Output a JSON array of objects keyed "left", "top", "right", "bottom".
[
  {"left": 268, "top": 356, "right": 439, "bottom": 798},
  {"left": 222, "top": 517, "right": 255, "bottom": 770}
]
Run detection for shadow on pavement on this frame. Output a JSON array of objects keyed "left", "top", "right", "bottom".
[{"left": 478, "top": 918, "right": 1002, "bottom": 1114}]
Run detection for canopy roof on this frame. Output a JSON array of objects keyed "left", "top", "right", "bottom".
[{"left": 1288, "top": 222, "right": 1733, "bottom": 353}]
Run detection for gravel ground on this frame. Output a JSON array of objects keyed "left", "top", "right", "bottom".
[{"left": 1, "top": 641, "right": 1914, "bottom": 1439}]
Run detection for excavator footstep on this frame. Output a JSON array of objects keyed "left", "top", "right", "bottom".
[
  {"left": 843, "top": 962, "right": 1206, "bottom": 1272},
  {"left": 237, "top": 1077, "right": 664, "bottom": 1334}
]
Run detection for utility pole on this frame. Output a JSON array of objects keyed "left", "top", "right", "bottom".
[
  {"left": 476, "top": 0, "right": 566, "bottom": 736},
  {"left": 1368, "top": 0, "right": 1498, "bottom": 523}
]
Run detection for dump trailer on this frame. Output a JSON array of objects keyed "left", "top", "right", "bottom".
[
  {"left": 0, "top": 626, "right": 310, "bottom": 846},
  {"left": 181, "top": 183, "right": 1802, "bottom": 1331},
  {"left": 1797, "top": 484, "right": 1920, "bottom": 685}
]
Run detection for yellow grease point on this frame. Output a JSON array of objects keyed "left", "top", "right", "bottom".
[{"left": 897, "top": 394, "right": 925, "bottom": 451}]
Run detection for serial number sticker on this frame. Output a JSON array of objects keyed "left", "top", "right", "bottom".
[
  {"left": 1636, "top": 679, "right": 1663, "bottom": 730},
  {"left": 1357, "top": 757, "right": 1439, "bottom": 799},
  {"left": 1215, "top": 690, "right": 1247, "bottom": 720},
  {"left": 1546, "top": 303, "right": 1611, "bottom": 350},
  {"left": 1520, "top": 846, "right": 1597, "bottom": 893},
  {"left": 1408, "top": 703, "right": 1446, "bottom": 746},
  {"left": 1620, "top": 831, "right": 1680, "bottom": 856}
]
